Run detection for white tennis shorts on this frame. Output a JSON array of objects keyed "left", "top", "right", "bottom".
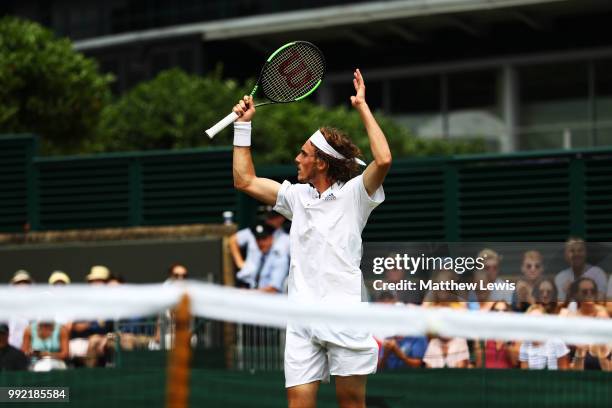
[{"left": 284, "top": 325, "right": 378, "bottom": 388}]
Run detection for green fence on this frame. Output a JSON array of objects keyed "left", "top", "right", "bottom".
[
  {"left": 2, "top": 134, "right": 612, "bottom": 241},
  {"left": 0, "top": 367, "right": 610, "bottom": 407}
]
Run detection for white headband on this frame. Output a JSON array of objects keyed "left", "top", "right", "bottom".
[{"left": 309, "top": 130, "right": 366, "bottom": 166}]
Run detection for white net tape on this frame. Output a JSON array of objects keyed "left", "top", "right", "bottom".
[{"left": 1, "top": 281, "right": 611, "bottom": 345}]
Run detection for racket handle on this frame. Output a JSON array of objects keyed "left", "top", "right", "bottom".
[{"left": 205, "top": 111, "right": 240, "bottom": 139}]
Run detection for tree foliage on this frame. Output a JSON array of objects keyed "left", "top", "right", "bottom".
[
  {"left": 92, "top": 68, "right": 244, "bottom": 152},
  {"left": 0, "top": 17, "right": 112, "bottom": 153},
  {"left": 95, "top": 68, "right": 485, "bottom": 164}
]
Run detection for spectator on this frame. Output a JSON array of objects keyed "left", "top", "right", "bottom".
[
  {"left": 21, "top": 321, "right": 69, "bottom": 370},
  {"left": 382, "top": 265, "right": 423, "bottom": 304},
  {"left": 68, "top": 265, "right": 113, "bottom": 367},
  {"left": 468, "top": 269, "right": 494, "bottom": 311},
  {"left": 86, "top": 265, "right": 110, "bottom": 284},
  {"left": 519, "top": 305, "right": 569, "bottom": 370},
  {"left": 109, "top": 276, "right": 156, "bottom": 351},
  {"left": 478, "top": 248, "right": 513, "bottom": 304},
  {"left": 379, "top": 336, "right": 427, "bottom": 370},
  {"left": 561, "top": 277, "right": 608, "bottom": 319},
  {"left": 375, "top": 292, "right": 427, "bottom": 370},
  {"left": 157, "top": 265, "right": 196, "bottom": 349},
  {"left": 230, "top": 222, "right": 289, "bottom": 293},
  {"left": 7, "top": 270, "right": 33, "bottom": 349},
  {"left": 423, "top": 337, "right": 470, "bottom": 368},
  {"left": 559, "top": 277, "right": 609, "bottom": 371},
  {"left": 0, "top": 323, "right": 29, "bottom": 371},
  {"left": 474, "top": 301, "right": 519, "bottom": 368},
  {"left": 48, "top": 271, "right": 71, "bottom": 285},
  {"left": 422, "top": 268, "right": 467, "bottom": 309},
  {"left": 555, "top": 238, "right": 607, "bottom": 302},
  {"left": 166, "top": 263, "right": 188, "bottom": 282},
  {"left": 532, "top": 278, "right": 560, "bottom": 315},
  {"left": 10, "top": 269, "right": 33, "bottom": 285},
  {"left": 512, "top": 251, "right": 544, "bottom": 312}
]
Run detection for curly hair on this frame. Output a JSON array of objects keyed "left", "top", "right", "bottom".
[{"left": 312, "top": 127, "right": 364, "bottom": 183}]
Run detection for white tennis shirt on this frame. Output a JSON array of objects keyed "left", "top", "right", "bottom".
[{"left": 274, "top": 174, "right": 384, "bottom": 304}]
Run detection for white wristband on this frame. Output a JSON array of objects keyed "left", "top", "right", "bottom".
[{"left": 233, "top": 121, "right": 252, "bottom": 147}]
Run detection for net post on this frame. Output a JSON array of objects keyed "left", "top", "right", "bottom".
[
  {"left": 165, "top": 293, "right": 192, "bottom": 408},
  {"left": 222, "top": 236, "right": 237, "bottom": 369}
]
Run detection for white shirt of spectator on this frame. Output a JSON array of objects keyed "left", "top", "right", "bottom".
[
  {"left": 235, "top": 227, "right": 290, "bottom": 291},
  {"left": 423, "top": 338, "right": 470, "bottom": 368},
  {"left": 8, "top": 317, "right": 29, "bottom": 349},
  {"left": 519, "top": 339, "right": 569, "bottom": 369},
  {"left": 274, "top": 174, "right": 384, "bottom": 304},
  {"left": 554, "top": 264, "right": 607, "bottom": 301}
]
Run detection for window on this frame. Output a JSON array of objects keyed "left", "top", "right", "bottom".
[
  {"left": 389, "top": 75, "right": 442, "bottom": 137},
  {"left": 448, "top": 70, "right": 503, "bottom": 148},
  {"left": 519, "top": 62, "right": 589, "bottom": 149}
]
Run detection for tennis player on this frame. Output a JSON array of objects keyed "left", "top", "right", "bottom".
[{"left": 232, "top": 68, "right": 391, "bottom": 408}]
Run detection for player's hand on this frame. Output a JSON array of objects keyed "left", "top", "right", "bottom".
[
  {"left": 234, "top": 95, "right": 256, "bottom": 122},
  {"left": 350, "top": 68, "right": 367, "bottom": 109}
]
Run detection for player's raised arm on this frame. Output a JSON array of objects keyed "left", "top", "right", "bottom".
[
  {"left": 232, "top": 95, "right": 281, "bottom": 206},
  {"left": 351, "top": 69, "right": 392, "bottom": 196}
]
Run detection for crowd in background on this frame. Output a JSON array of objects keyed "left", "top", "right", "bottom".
[
  {"left": 3, "top": 229, "right": 612, "bottom": 373},
  {"left": 0, "top": 263, "right": 190, "bottom": 372},
  {"left": 375, "top": 238, "right": 612, "bottom": 372}
]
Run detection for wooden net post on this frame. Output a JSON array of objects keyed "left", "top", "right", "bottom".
[{"left": 165, "top": 294, "right": 192, "bottom": 408}]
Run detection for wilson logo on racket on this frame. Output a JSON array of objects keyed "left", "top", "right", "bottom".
[
  {"left": 205, "top": 41, "right": 326, "bottom": 139},
  {"left": 277, "top": 49, "right": 314, "bottom": 89}
]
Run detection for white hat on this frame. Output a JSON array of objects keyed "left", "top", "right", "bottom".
[
  {"left": 86, "top": 265, "right": 110, "bottom": 282},
  {"left": 10, "top": 270, "right": 33, "bottom": 284},
  {"left": 49, "top": 271, "right": 71, "bottom": 285}
]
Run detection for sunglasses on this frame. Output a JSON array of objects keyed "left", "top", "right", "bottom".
[
  {"left": 525, "top": 263, "right": 541, "bottom": 269},
  {"left": 172, "top": 273, "right": 188, "bottom": 279}
]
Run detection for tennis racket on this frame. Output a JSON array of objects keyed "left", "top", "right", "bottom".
[{"left": 205, "top": 41, "right": 325, "bottom": 138}]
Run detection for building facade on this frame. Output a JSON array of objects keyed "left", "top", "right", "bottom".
[{"left": 5, "top": 0, "right": 612, "bottom": 152}]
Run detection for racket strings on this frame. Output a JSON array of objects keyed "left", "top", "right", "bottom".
[{"left": 261, "top": 42, "right": 325, "bottom": 103}]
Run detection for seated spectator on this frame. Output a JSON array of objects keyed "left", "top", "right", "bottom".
[
  {"left": 532, "top": 278, "right": 560, "bottom": 315},
  {"left": 383, "top": 265, "right": 423, "bottom": 304},
  {"left": 559, "top": 277, "right": 610, "bottom": 371},
  {"left": 8, "top": 270, "right": 33, "bottom": 349},
  {"left": 473, "top": 301, "right": 519, "bottom": 369},
  {"left": 379, "top": 336, "right": 427, "bottom": 370},
  {"left": 157, "top": 264, "right": 196, "bottom": 350},
  {"left": 109, "top": 276, "right": 156, "bottom": 351},
  {"left": 374, "top": 292, "right": 427, "bottom": 369},
  {"left": 423, "top": 337, "right": 470, "bottom": 368},
  {"left": 477, "top": 248, "right": 513, "bottom": 304},
  {"left": 165, "top": 263, "right": 189, "bottom": 283},
  {"left": 468, "top": 269, "right": 494, "bottom": 311},
  {"left": 512, "top": 250, "right": 544, "bottom": 312},
  {"left": 561, "top": 277, "right": 608, "bottom": 319},
  {"left": 21, "top": 321, "right": 69, "bottom": 370},
  {"left": 555, "top": 238, "right": 607, "bottom": 302},
  {"left": 0, "top": 323, "right": 29, "bottom": 371},
  {"left": 422, "top": 268, "right": 467, "bottom": 309},
  {"left": 572, "top": 344, "right": 611, "bottom": 371},
  {"left": 68, "top": 265, "right": 114, "bottom": 367},
  {"left": 48, "top": 271, "right": 71, "bottom": 285},
  {"left": 519, "top": 305, "right": 569, "bottom": 370}
]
